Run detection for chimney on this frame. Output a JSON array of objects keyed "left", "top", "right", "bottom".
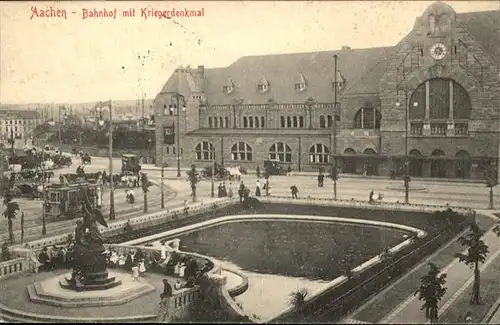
[
  {"left": 341, "top": 46, "right": 352, "bottom": 51},
  {"left": 197, "top": 65, "right": 205, "bottom": 78}
]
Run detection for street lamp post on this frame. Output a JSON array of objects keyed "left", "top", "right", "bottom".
[
  {"left": 100, "top": 101, "right": 115, "bottom": 220},
  {"left": 332, "top": 54, "right": 339, "bottom": 200},
  {"left": 160, "top": 130, "right": 165, "bottom": 209},
  {"left": 396, "top": 88, "right": 415, "bottom": 204},
  {"left": 174, "top": 94, "right": 184, "bottom": 178}
]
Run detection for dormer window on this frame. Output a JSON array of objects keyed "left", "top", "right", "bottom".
[
  {"left": 222, "top": 85, "right": 234, "bottom": 94},
  {"left": 223, "top": 78, "right": 235, "bottom": 94},
  {"left": 257, "top": 76, "right": 270, "bottom": 93},
  {"left": 257, "top": 84, "right": 268, "bottom": 92},
  {"left": 295, "top": 73, "right": 307, "bottom": 92},
  {"left": 332, "top": 70, "right": 347, "bottom": 91},
  {"left": 295, "top": 83, "right": 306, "bottom": 92}
]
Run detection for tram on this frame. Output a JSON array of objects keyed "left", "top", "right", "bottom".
[{"left": 45, "top": 181, "right": 100, "bottom": 220}]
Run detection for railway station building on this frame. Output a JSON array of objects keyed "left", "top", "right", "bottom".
[{"left": 154, "top": 2, "right": 500, "bottom": 180}]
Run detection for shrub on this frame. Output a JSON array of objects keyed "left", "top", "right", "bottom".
[
  {"left": 289, "top": 288, "right": 309, "bottom": 310},
  {"left": 1, "top": 242, "right": 11, "bottom": 261}
]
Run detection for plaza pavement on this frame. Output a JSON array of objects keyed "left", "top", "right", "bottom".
[{"left": 8, "top": 154, "right": 500, "bottom": 322}]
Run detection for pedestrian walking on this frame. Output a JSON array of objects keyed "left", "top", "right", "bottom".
[
  {"left": 255, "top": 180, "right": 261, "bottom": 197},
  {"left": 290, "top": 185, "right": 298, "bottom": 199}
]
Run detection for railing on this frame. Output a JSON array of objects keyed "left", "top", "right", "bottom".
[
  {"left": 0, "top": 258, "right": 28, "bottom": 280},
  {"left": 454, "top": 123, "right": 469, "bottom": 135},
  {"left": 14, "top": 197, "right": 236, "bottom": 251},
  {"left": 410, "top": 122, "right": 423, "bottom": 135},
  {"left": 430, "top": 123, "right": 447, "bottom": 135},
  {"left": 259, "top": 196, "right": 475, "bottom": 218},
  {"left": 160, "top": 286, "right": 201, "bottom": 322}
]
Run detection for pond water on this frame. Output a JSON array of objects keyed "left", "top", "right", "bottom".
[{"left": 147, "top": 219, "right": 410, "bottom": 320}]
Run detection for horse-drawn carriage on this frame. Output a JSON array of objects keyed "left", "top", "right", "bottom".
[
  {"left": 81, "top": 153, "right": 91, "bottom": 165},
  {"left": 8, "top": 169, "right": 55, "bottom": 199},
  {"left": 53, "top": 154, "right": 72, "bottom": 168},
  {"left": 121, "top": 154, "right": 141, "bottom": 174},
  {"left": 199, "top": 164, "right": 246, "bottom": 181},
  {"left": 264, "top": 159, "right": 288, "bottom": 176}
]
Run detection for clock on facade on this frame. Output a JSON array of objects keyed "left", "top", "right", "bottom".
[{"left": 430, "top": 43, "right": 448, "bottom": 60}]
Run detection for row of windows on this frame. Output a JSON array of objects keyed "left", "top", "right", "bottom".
[
  {"left": 164, "top": 146, "right": 183, "bottom": 155},
  {"left": 280, "top": 116, "right": 305, "bottom": 128},
  {"left": 243, "top": 116, "right": 265, "bottom": 128},
  {"left": 204, "top": 112, "right": 370, "bottom": 129},
  {"left": 208, "top": 117, "right": 230, "bottom": 128},
  {"left": 1, "top": 120, "right": 36, "bottom": 125},
  {"left": 195, "top": 141, "right": 331, "bottom": 163}
]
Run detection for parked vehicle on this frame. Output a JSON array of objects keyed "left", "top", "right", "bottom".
[
  {"left": 121, "top": 154, "right": 141, "bottom": 174},
  {"left": 264, "top": 159, "right": 287, "bottom": 176}
]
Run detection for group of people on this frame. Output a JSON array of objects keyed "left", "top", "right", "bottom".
[
  {"left": 37, "top": 245, "right": 70, "bottom": 271},
  {"left": 107, "top": 248, "right": 146, "bottom": 270},
  {"left": 217, "top": 182, "right": 231, "bottom": 198}
]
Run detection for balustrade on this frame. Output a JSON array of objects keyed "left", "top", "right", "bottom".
[
  {"left": 430, "top": 123, "right": 447, "bottom": 135},
  {"left": 0, "top": 258, "right": 28, "bottom": 280},
  {"left": 454, "top": 123, "right": 469, "bottom": 135},
  {"left": 410, "top": 122, "right": 423, "bottom": 135}
]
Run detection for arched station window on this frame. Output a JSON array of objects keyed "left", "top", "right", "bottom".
[
  {"left": 195, "top": 141, "right": 215, "bottom": 161},
  {"left": 354, "top": 108, "right": 381, "bottom": 129},
  {"left": 231, "top": 142, "right": 253, "bottom": 161},
  {"left": 269, "top": 142, "right": 292, "bottom": 162},
  {"left": 309, "top": 144, "right": 329, "bottom": 163}
]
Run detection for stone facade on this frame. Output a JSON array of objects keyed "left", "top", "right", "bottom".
[{"left": 154, "top": 2, "right": 499, "bottom": 180}]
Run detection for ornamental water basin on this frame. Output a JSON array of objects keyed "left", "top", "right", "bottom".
[{"left": 127, "top": 215, "right": 425, "bottom": 321}]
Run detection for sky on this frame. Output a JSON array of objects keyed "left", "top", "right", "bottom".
[{"left": 1, "top": 1, "right": 498, "bottom": 104}]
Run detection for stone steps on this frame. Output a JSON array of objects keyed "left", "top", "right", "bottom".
[
  {"left": 0, "top": 300, "right": 157, "bottom": 323},
  {"left": 27, "top": 280, "right": 154, "bottom": 308}
]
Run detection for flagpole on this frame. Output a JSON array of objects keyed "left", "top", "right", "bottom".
[{"left": 108, "top": 100, "right": 115, "bottom": 220}]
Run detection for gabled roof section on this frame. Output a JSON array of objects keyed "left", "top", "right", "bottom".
[
  {"left": 258, "top": 75, "right": 269, "bottom": 86},
  {"left": 157, "top": 68, "right": 192, "bottom": 100},
  {"left": 457, "top": 10, "right": 500, "bottom": 67},
  {"left": 202, "top": 47, "right": 393, "bottom": 105}
]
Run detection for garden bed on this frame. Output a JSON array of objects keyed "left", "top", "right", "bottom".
[{"left": 350, "top": 213, "right": 495, "bottom": 323}]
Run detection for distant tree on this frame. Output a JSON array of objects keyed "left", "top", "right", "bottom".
[
  {"left": 186, "top": 164, "right": 199, "bottom": 202},
  {"left": 140, "top": 173, "right": 153, "bottom": 213},
  {"left": 414, "top": 263, "right": 447, "bottom": 323},
  {"left": 454, "top": 223, "right": 489, "bottom": 305}
]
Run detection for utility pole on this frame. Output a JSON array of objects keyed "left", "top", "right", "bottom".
[
  {"left": 141, "top": 93, "right": 145, "bottom": 130},
  {"left": 404, "top": 88, "right": 410, "bottom": 204},
  {"left": 41, "top": 141, "right": 46, "bottom": 235},
  {"left": 176, "top": 94, "right": 181, "bottom": 177},
  {"left": 109, "top": 100, "right": 115, "bottom": 220},
  {"left": 58, "top": 106, "right": 62, "bottom": 145},
  {"left": 332, "top": 54, "right": 339, "bottom": 200}
]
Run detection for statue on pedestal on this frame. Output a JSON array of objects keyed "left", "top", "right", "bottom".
[{"left": 69, "top": 187, "right": 110, "bottom": 290}]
